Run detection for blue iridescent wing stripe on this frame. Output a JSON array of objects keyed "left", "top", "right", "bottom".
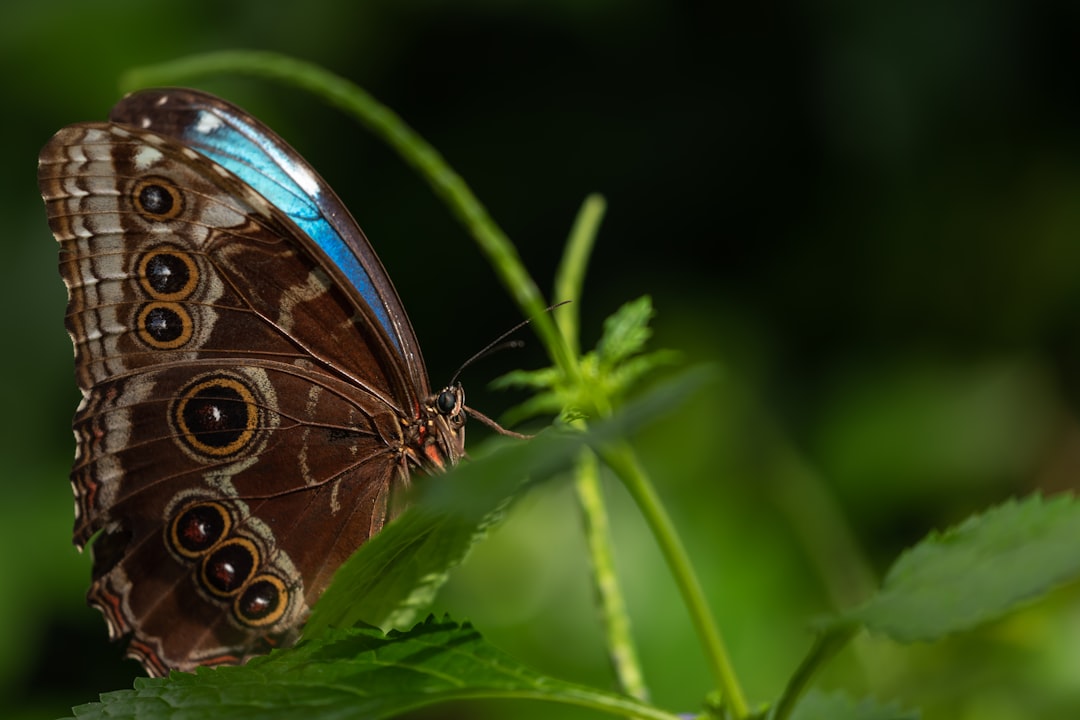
[
  {"left": 108, "top": 88, "right": 433, "bottom": 393},
  {"left": 177, "top": 107, "right": 401, "bottom": 354}
]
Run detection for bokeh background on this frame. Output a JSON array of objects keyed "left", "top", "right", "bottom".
[{"left": 4, "top": 1, "right": 1079, "bottom": 718}]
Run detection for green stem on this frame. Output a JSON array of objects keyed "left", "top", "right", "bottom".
[
  {"left": 121, "top": 50, "right": 577, "bottom": 378},
  {"left": 771, "top": 623, "right": 858, "bottom": 720},
  {"left": 554, "top": 196, "right": 648, "bottom": 698},
  {"left": 417, "top": 688, "right": 683, "bottom": 720},
  {"left": 121, "top": 53, "right": 722, "bottom": 717},
  {"left": 575, "top": 449, "right": 650, "bottom": 701},
  {"left": 598, "top": 442, "right": 748, "bottom": 718},
  {"left": 554, "top": 194, "right": 607, "bottom": 357}
]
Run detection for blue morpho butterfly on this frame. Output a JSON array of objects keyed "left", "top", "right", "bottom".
[{"left": 37, "top": 88, "right": 483, "bottom": 675}]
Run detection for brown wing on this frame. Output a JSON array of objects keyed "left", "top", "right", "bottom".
[{"left": 38, "top": 122, "right": 411, "bottom": 673}]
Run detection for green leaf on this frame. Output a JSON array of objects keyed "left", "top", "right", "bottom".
[
  {"left": 491, "top": 366, "right": 562, "bottom": 390},
  {"left": 841, "top": 492, "right": 1080, "bottom": 641},
  {"left": 306, "top": 365, "right": 715, "bottom": 636},
  {"left": 495, "top": 296, "right": 678, "bottom": 426},
  {"left": 606, "top": 350, "right": 683, "bottom": 394},
  {"left": 304, "top": 432, "right": 559, "bottom": 635},
  {"left": 787, "top": 690, "right": 919, "bottom": 720},
  {"left": 597, "top": 296, "right": 656, "bottom": 367},
  {"left": 70, "top": 617, "right": 679, "bottom": 720}
]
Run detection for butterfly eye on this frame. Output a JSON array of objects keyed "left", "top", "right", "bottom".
[{"left": 436, "top": 389, "right": 458, "bottom": 415}]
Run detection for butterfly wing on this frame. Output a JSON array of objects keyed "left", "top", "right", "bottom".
[
  {"left": 110, "top": 88, "right": 428, "bottom": 384},
  {"left": 38, "top": 113, "right": 431, "bottom": 674}
]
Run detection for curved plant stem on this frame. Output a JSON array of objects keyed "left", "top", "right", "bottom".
[
  {"left": 554, "top": 193, "right": 607, "bottom": 357},
  {"left": 598, "top": 442, "right": 748, "bottom": 718},
  {"left": 121, "top": 50, "right": 577, "bottom": 379},
  {"left": 575, "top": 449, "right": 650, "bottom": 701},
  {"left": 555, "top": 195, "right": 650, "bottom": 698},
  {"left": 122, "top": 52, "right": 731, "bottom": 717},
  {"left": 771, "top": 624, "right": 858, "bottom": 720}
]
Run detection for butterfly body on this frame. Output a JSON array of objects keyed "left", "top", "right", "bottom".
[{"left": 37, "top": 89, "right": 465, "bottom": 675}]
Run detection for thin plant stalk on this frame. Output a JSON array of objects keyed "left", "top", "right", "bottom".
[
  {"left": 575, "top": 449, "right": 650, "bottom": 701},
  {"left": 554, "top": 193, "right": 607, "bottom": 357},
  {"left": 598, "top": 442, "right": 749, "bottom": 718},
  {"left": 122, "top": 51, "right": 740, "bottom": 715},
  {"left": 555, "top": 194, "right": 650, "bottom": 698},
  {"left": 121, "top": 51, "right": 577, "bottom": 379}
]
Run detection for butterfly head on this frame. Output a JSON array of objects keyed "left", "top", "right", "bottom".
[{"left": 412, "top": 382, "right": 467, "bottom": 472}]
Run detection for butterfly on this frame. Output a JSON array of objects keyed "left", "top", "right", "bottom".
[{"left": 37, "top": 88, "right": 468, "bottom": 676}]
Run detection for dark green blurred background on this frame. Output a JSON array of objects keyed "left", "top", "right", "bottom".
[{"left": 4, "top": 1, "right": 1079, "bottom": 718}]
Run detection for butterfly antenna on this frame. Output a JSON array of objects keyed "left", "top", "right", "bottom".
[
  {"left": 448, "top": 300, "right": 570, "bottom": 385},
  {"left": 452, "top": 301, "right": 571, "bottom": 440}
]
